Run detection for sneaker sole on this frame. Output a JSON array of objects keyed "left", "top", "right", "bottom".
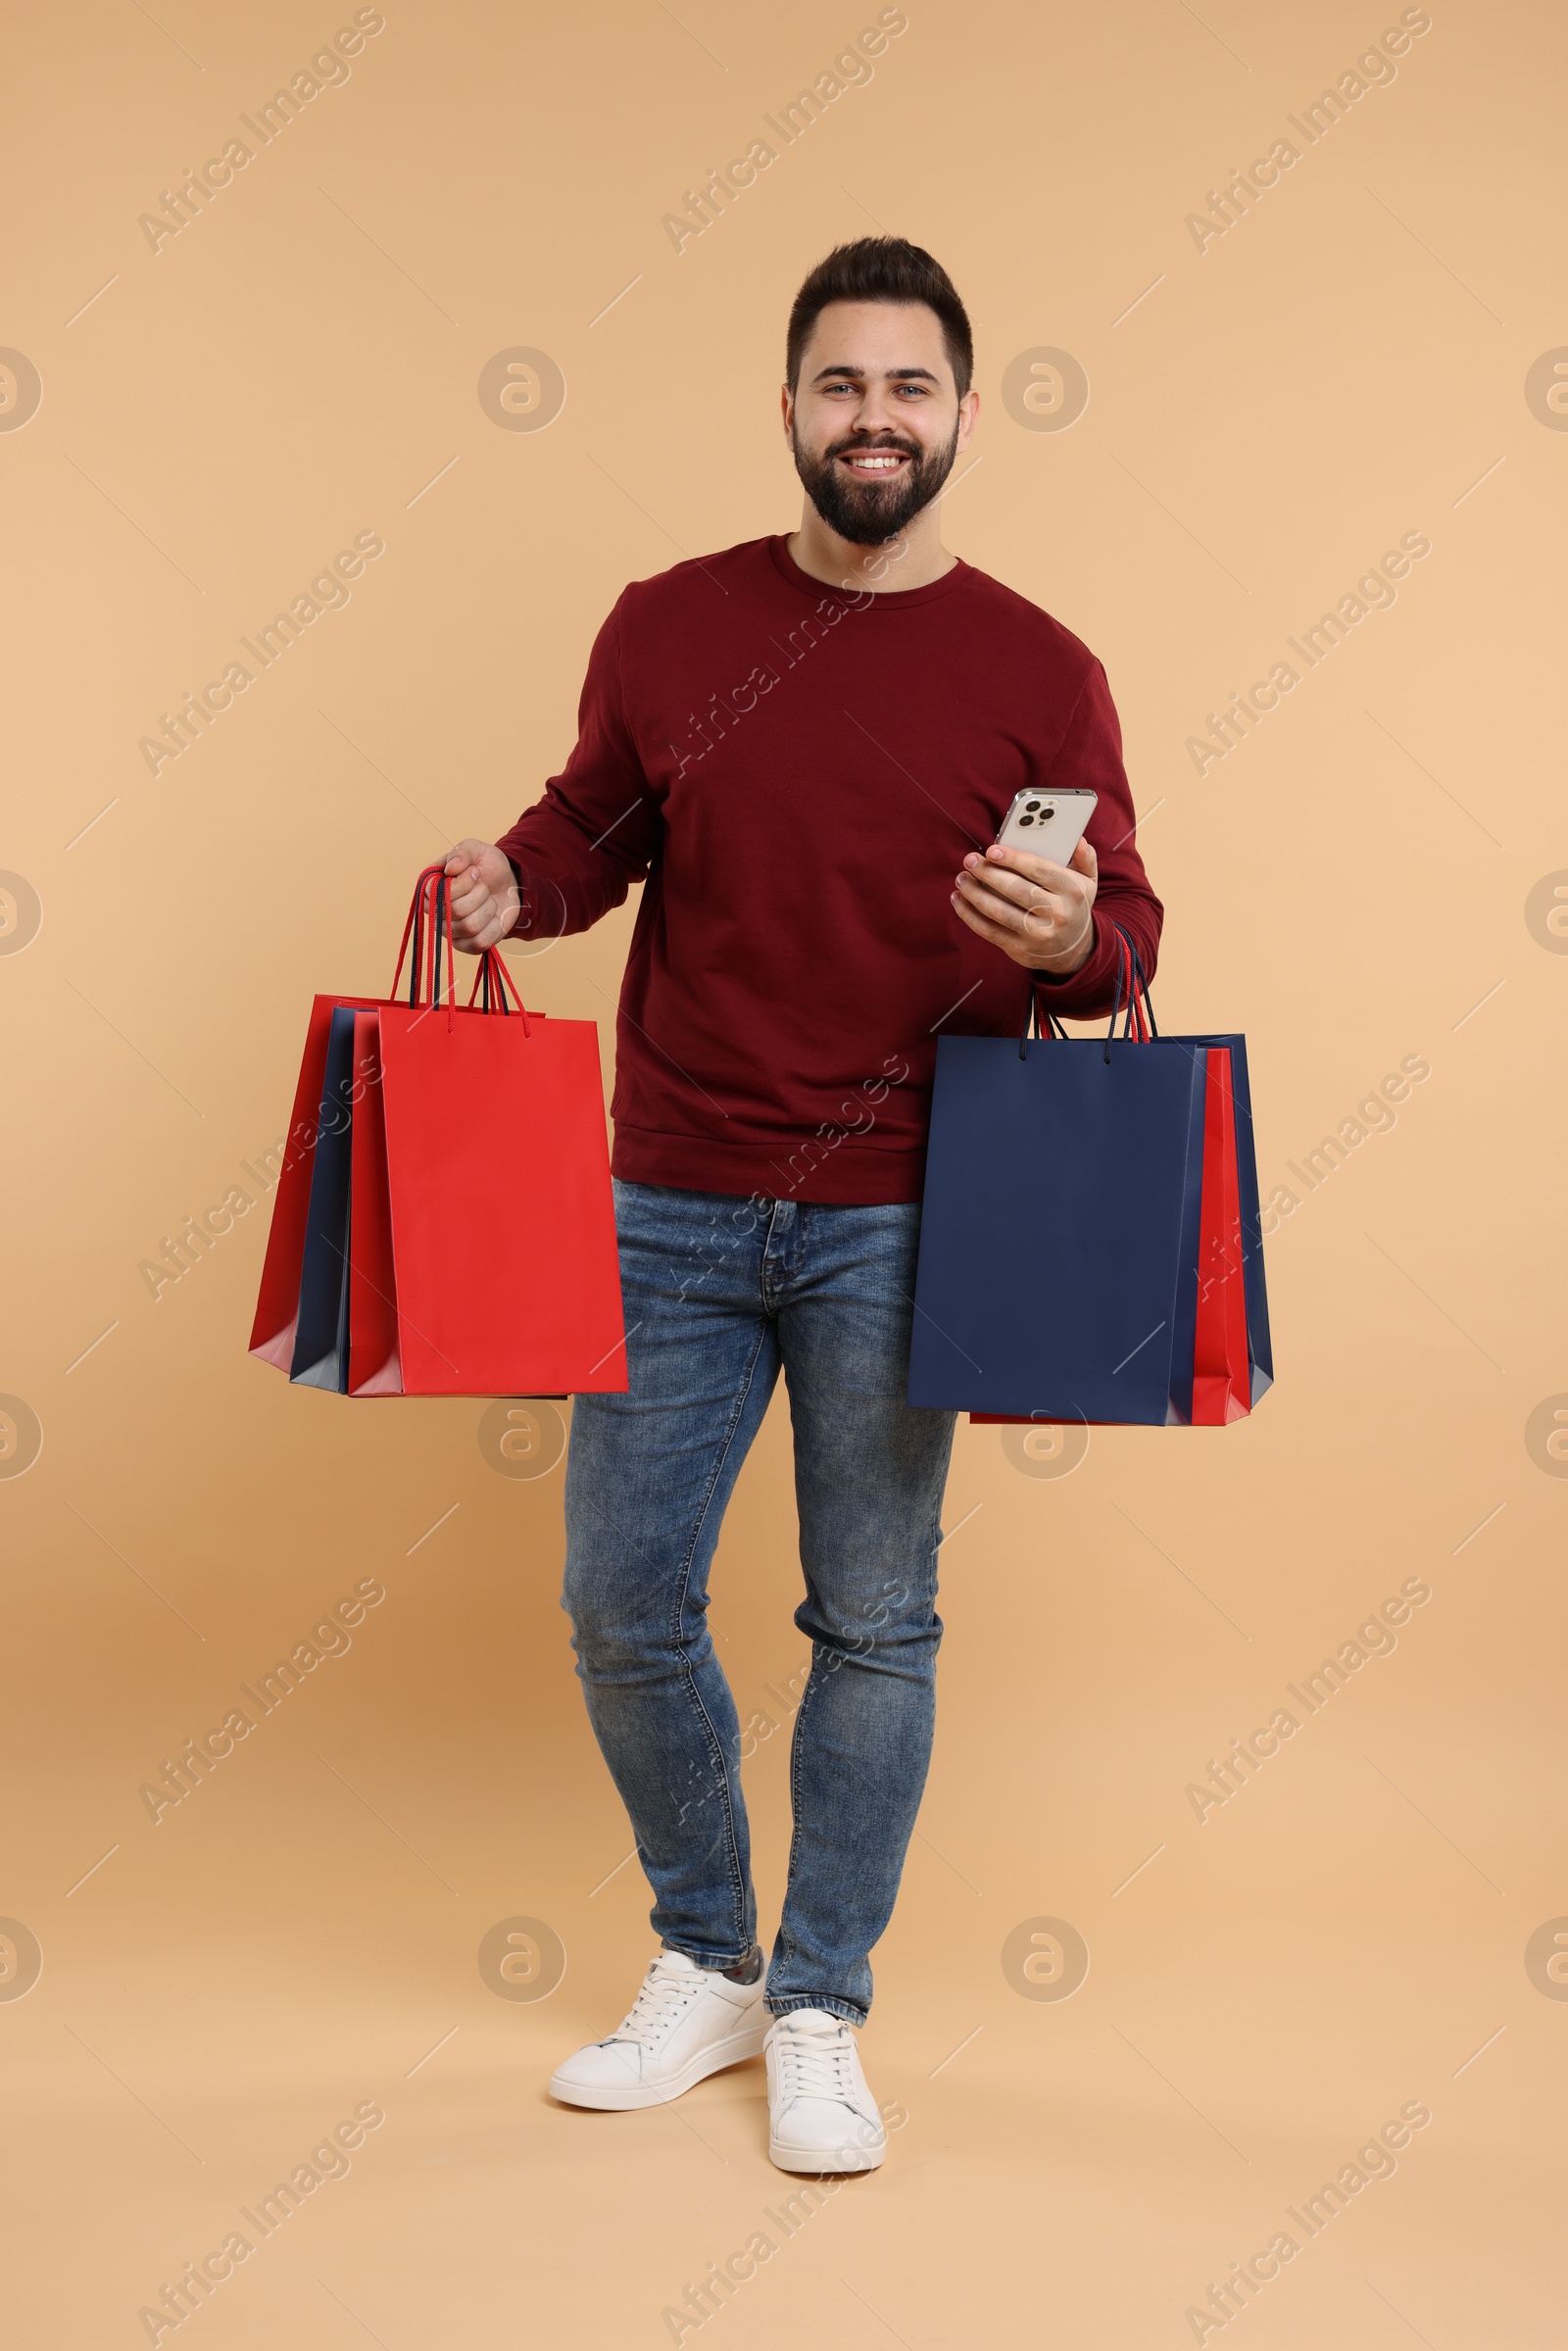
[
  {"left": 548, "top": 2021, "right": 767, "bottom": 2112},
  {"left": 768, "top": 2132, "right": 886, "bottom": 2174}
]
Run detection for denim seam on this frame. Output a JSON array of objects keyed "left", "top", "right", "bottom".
[
  {"left": 775, "top": 1639, "right": 817, "bottom": 1996},
  {"left": 665, "top": 1318, "right": 773, "bottom": 1959},
  {"left": 663, "top": 1939, "right": 754, "bottom": 1973},
  {"left": 765, "top": 1993, "right": 866, "bottom": 2026}
]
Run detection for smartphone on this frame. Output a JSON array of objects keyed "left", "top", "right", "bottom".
[{"left": 994, "top": 786, "right": 1097, "bottom": 862}]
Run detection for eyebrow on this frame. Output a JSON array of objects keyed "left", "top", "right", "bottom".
[{"left": 809, "top": 364, "right": 941, "bottom": 385}]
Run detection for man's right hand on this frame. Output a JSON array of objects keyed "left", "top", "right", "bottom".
[{"left": 442, "top": 840, "right": 520, "bottom": 955}]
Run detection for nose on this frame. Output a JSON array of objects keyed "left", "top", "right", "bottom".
[{"left": 854, "top": 384, "right": 905, "bottom": 438}]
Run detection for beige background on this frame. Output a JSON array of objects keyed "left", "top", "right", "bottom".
[{"left": 3, "top": 0, "right": 1565, "bottom": 2342}]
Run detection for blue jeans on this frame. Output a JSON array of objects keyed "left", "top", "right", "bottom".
[{"left": 562, "top": 1179, "right": 957, "bottom": 2025}]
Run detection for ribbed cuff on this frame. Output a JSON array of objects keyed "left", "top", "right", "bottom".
[{"left": 1028, "top": 911, "right": 1119, "bottom": 1012}]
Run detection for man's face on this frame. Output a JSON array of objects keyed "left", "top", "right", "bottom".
[{"left": 784, "top": 300, "right": 977, "bottom": 546}]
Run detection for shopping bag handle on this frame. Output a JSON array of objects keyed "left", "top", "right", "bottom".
[
  {"left": 1018, "top": 923, "right": 1158, "bottom": 1061},
  {"left": 1111, "top": 928, "right": 1157, "bottom": 1047},
  {"left": 391, "top": 867, "right": 533, "bottom": 1034},
  {"left": 394, "top": 869, "right": 451, "bottom": 1005},
  {"left": 466, "top": 947, "right": 532, "bottom": 1034},
  {"left": 388, "top": 865, "right": 460, "bottom": 1029}
]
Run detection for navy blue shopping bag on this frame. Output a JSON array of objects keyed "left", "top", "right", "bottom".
[
  {"left": 906, "top": 938, "right": 1271, "bottom": 1426},
  {"left": 290, "top": 1006, "right": 358, "bottom": 1392}
]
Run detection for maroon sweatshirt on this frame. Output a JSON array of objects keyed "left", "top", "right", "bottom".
[{"left": 497, "top": 533, "right": 1162, "bottom": 1205}]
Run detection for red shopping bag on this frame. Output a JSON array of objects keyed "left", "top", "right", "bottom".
[
  {"left": 348, "top": 1007, "right": 401, "bottom": 1395},
  {"left": 250, "top": 868, "right": 627, "bottom": 1397},
  {"left": 249, "top": 986, "right": 384, "bottom": 1379},
  {"left": 1190, "top": 1046, "right": 1250, "bottom": 1425}
]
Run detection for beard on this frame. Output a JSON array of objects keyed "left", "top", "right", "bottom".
[{"left": 791, "top": 416, "right": 960, "bottom": 546}]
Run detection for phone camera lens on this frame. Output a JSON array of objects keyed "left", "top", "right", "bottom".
[{"left": 1018, "top": 812, "right": 1035, "bottom": 826}]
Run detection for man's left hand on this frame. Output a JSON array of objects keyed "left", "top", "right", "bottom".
[{"left": 951, "top": 836, "right": 1098, "bottom": 974}]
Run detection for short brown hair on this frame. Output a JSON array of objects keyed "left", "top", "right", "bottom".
[{"left": 786, "top": 237, "right": 974, "bottom": 398}]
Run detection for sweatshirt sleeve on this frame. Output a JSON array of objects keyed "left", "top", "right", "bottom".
[
  {"left": 1029, "top": 658, "right": 1163, "bottom": 1018},
  {"left": 494, "top": 597, "right": 660, "bottom": 944}
]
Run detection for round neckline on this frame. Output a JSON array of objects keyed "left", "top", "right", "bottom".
[{"left": 767, "top": 532, "right": 974, "bottom": 611}]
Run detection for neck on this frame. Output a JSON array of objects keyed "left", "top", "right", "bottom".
[{"left": 786, "top": 498, "right": 957, "bottom": 595}]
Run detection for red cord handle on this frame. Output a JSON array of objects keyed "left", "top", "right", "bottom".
[
  {"left": 387, "top": 866, "right": 454, "bottom": 1029},
  {"left": 391, "top": 865, "right": 448, "bottom": 1004},
  {"left": 466, "top": 947, "right": 532, "bottom": 1034},
  {"left": 389, "top": 866, "right": 531, "bottom": 1035},
  {"left": 1110, "top": 929, "right": 1154, "bottom": 1042}
]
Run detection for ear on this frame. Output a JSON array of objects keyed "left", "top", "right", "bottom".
[{"left": 780, "top": 380, "right": 796, "bottom": 443}]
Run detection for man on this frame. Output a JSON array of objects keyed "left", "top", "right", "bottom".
[{"left": 444, "top": 238, "right": 1161, "bottom": 2172}]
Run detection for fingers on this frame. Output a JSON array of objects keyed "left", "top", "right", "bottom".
[
  {"left": 441, "top": 846, "right": 492, "bottom": 941},
  {"left": 981, "top": 840, "right": 1072, "bottom": 884},
  {"left": 970, "top": 842, "right": 1080, "bottom": 902},
  {"left": 438, "top": 839, "right": 519, "bottom": 946},
  {"left": 444, "top": 839, "right": 514, "bottom": 903},
  {"left": 451, "top": 891, "right": 499, "bottom": 942},
  {"left": 451, "top": 901, "right": 514, "bottom": 955},
  {"left": 954, "top": 833, "right": 1099, "bottom": 972},
  {"left": 953, "top": 880, "right": 1053, "bottom": 954},
  {"left": 956, "top": 855, "right": 1077, "bottom": 937},
  {"left": 950, "top": 889, "right": 1019, "bottom": 952},
  {"left": 957, "top": 838, "right": 1099, "bottom": 940},
  {"left": 422, "top": 842, "right": 516, "bottom": 960},
  {"left": 451, "top": 916, "right": 507, "bottom": 955}
]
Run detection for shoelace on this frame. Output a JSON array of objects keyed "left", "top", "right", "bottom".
[
  {"left": 608, "top": 1953, "right": 705, "bottom": 2049},
  {"left": 772, "top": 2014, "right": 858, "bottom": 2103}
]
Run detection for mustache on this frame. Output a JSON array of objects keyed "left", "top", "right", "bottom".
[{"left": 827, "top": 434, "right": 921, "bottom": 462}]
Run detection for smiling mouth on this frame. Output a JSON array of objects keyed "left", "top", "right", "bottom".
[{"left": 837, "top": 449, "right": 912, "bottom": 475}]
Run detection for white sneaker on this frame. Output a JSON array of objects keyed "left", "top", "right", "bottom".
[
  {"left": 765, "top": 2008, "right": 887, "bottom": 2173},
  {"left": 548, "top": 1947, "right": 767, "bottom": 2111}
]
